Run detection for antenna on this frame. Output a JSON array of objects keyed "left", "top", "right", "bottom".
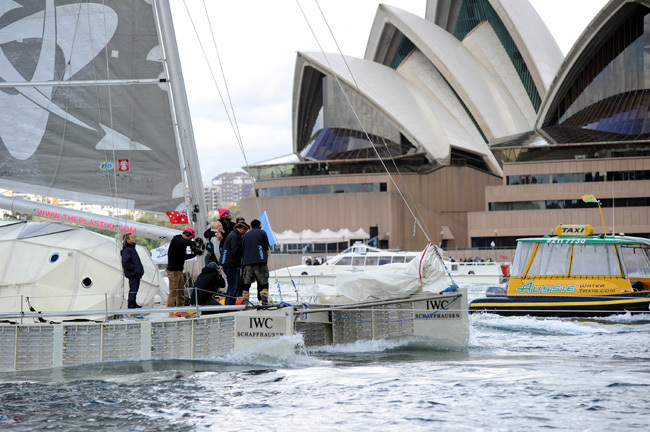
[{"left": 581, "top": 194, "right": 606, "bottom": 235}]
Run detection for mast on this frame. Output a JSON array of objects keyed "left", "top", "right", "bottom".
[{"left": 154, "top": 0, "right": 209, "bottom": 236}]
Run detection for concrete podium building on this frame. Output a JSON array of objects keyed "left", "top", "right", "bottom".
[{"left": 242, "top": 0, "right": 650, "bottom": 251}]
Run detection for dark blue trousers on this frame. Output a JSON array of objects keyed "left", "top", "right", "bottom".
[
  {"left": 223, "top": 267, "right": 240, "bottom": 305},
  {"left": 128, "top": 278, "right": 140, "bottom": 308}
]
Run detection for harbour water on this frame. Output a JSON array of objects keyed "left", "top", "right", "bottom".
[{"left": 1, "top": 285, "right": 649, "bottom": 431}]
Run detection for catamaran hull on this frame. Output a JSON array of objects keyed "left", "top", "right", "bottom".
[
  {"left": 0, "top": 290, "right": 468, "bottom": 372},
  {"left": 469, "top": 293, "right": 650, "bottom": 317},
  {"left": 295, "top": 289, "right": 469, "bottom": 350}
]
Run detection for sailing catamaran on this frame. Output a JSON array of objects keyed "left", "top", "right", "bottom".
[{"left": 0, "top": 0, "right": 468, "bottom": 372}]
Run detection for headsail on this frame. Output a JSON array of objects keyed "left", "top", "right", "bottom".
[{"left": 0, "top": 0, "right": 186, "bottom": 213}]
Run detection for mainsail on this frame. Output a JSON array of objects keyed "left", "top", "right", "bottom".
[{"left": 0, "top": 0, "right": 192, "bottom": 214}]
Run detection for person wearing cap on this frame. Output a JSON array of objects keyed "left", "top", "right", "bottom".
[
  {"left": 221, "top": 221, "right": 249, "bottom": 305},
  {"left": 166, "top": 226, "right": 202, "bottom": 310},
  {"left": 241, "top": 218, "right": 271, "bottom": 305},
  {"left": 189, "top": 261, "right": 225, "bottom": 308},
  {"left": 217, "top": 208, "right": 235, "bottom": 256}
]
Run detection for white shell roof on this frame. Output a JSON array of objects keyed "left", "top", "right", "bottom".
[
  {"left": 424, "top": 0, "right": 563, "bottom": 99},
  {"left": 293, "top": 51, "right": 503, "bottom": 175},
  {"left": 365, "top": 5, "right": 532, "bottom": 140},
  {"left": 536, "top": 0, "right": 650, "bottom": 128}
]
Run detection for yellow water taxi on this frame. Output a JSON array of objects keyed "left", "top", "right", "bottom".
[{"left": 470, "top": 224, "right": 650, "bottom": 317}]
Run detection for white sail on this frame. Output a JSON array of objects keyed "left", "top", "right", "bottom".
[{"left": 0, "top": 0, "right": 188, "bottom": 214}]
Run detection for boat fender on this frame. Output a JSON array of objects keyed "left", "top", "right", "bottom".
[{"left": 486, "top": 286, "right": 506, "bottom": 297}]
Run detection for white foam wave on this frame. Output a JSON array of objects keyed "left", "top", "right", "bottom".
[
  {"left": 305, "top": 337, "right": 420, "bottom": 354},
  {"left": 594, "top": 312, "right": 650, "bottom": 324},
  {"left": 214, "top": 334, "right": 327, "bottom": 368},
  {"left": 470, "top": 313, "right": 612, "bottom": 335}
]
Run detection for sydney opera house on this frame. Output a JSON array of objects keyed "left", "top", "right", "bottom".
[{"left": 241, "top": 0, "right": 650, "bottom": 252}]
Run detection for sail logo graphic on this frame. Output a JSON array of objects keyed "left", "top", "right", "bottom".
[
  {"left": 118, "top": 159, "right": 129, "bottom": 172},
  {"left": 0, "top": 1, "right": 151, "bottom": 160}
]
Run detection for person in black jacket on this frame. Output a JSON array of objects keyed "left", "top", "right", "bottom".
[
  {"left": 121, "top": 233, "right": 144, "bottom": 309},
  {"left": 217, "top": 208, "right": 235, "bottom": 256},
  {"left": 166, "top": 227, "right": 203, "bottom": 308},
  {"left": 221, "top": 221, "right": 249, "bottom": 305},
  {"left": 189, "top": 262, "right": 225, "bottom": 308},
  {"left": 241, "top": 219, "right": 270, "bottom": 305}
]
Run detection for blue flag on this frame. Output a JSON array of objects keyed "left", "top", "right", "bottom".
[{"left": 258, "top": 210, "right": 277, "bottom": 247}]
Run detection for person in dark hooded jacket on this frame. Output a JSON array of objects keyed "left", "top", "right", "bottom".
[
  {"left": 121, "top": 233, "right": 145, "bottom": 309},
  {"left": 189, "top": 262, "right": 226, "bottom": 306},
  {"left": 221, "top": 221, "right": 249, "bottom": 305}
]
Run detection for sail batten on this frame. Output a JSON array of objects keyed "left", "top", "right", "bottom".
[{"left": 0, "top": 0, "right": 190, "bottom": 215}]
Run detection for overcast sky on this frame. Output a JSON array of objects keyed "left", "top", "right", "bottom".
[{"left": 168, "top": 0, "right": 609, "bottom": 184}]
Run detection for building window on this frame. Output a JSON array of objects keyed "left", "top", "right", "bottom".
[{"left": 257, "top": 182, "right": 387, "bottom": 197}]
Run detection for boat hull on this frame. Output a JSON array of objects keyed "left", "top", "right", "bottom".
[
  {"left": 0, "top": 289, "right": 469, "bottom": 372},
  {"left": 295, "top": 289, "right": 469, "bottom": 350},
  {"left": 469, "top": 293, "right": 650, "bottom": 317}
]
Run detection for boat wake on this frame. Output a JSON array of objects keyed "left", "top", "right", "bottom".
[
  {"left": 594, "top": 312, "right": 650, "bottom": 324},
  {"left": 304, "top": 335, "right": 464, "bottom": 355},
  {"left": 470, "top": 312, "right": 615, "bottom": 336},
  {"left": 214, "top": 334, "right": 326, "bottom": 368}
]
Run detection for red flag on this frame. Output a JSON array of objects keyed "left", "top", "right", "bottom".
[{"left": 166, "top": 209, "right": 189, "bottom": 224}]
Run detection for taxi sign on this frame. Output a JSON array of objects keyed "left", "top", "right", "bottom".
[{"left": 556, "top": 224, "right": 593, "bottom": 236}]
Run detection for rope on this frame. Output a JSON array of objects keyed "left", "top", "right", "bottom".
[{"left": 297, "top": 0, "right": 432, "bottom": 243}]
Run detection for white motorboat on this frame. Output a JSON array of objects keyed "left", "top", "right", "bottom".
[
  {"left": 0, "top": 1, "right": 468, "bottom": 372},
  {"left": 272, "top": 243, "right": 509, "bottom": 286}
]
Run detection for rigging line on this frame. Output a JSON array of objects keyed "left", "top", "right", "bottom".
[
  {"left": 200, "top": 0, "right": 244, "bottom": 150},
  {"left": 81, "top": 0, "right": 116, "bottom": 209},
  {"left": 297, "top": 0, "right": 431, "bottom": 242},
  {"left": 312, "top": 0, "right": 430, "bottom": 240},
  {"left": 198, "top": 0, "right": 266, "bottom": 217},
  {"left": 184, "top": 0, "right": 264, "bottom": 219},
  {"left": 101, "top": 0, "right": 121, "bottom": 213},
  {"left": 45, "top": 2, "right": 81, "bottom": 198},
  {"left": 118, "top": 0, "right": 145, "bottom": 230},
  {"left": 181, "top": 1, "right": 243, "bottom": 149}
]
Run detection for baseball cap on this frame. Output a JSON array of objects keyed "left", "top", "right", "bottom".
[{"left": 184, "top": 227, "right": 196, "bottom": 237}]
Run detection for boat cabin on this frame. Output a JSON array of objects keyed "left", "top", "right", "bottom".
[
  {"left": 507, "top": 224, "right": 650, "bottom": 296},
  {"left": 327, "top": 244, "right": 417, "bottom": 266}
]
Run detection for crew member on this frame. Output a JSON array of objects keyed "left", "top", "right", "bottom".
[
  {"left": 189, "top": 261, "right": 226, "bottom": 307},
  {"left": 241, "top": 219, "right": 271, "bottom": 305},
  {"left": 166, "top": 227, "right": 203, "bottom": 309},
  {"left": 121, "top": 233, "right": 144, "bottom": 309},
  {"left": 222, "top": 221, "right": 249, "bottom": 305},
  {"left": 217, "top": 208, "right": 235, "bottom": 255}
]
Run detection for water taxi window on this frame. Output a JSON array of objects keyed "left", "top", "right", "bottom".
[
  {"left": 335, "top": 257, "right": 352, "bottom": 266},
  {"left": 352, "top": 257, "right": 365, "bottom": 266},
  {"left": 378, "top": 256, "right": 392, "bottom": 265},
  {"left": 571, "top": 244, "right": 620, "bottom": 276},
  {"left": 511, "top": 243, "right": 535, "bottom": 277},
  {"left": 365, "top": 256, "right": 379, "bottom": 266},
  {"left": 392, "top": 256, "right": 406, "bottom": 263},
  {"left": 621, "top": 246, "right": 650, "bottom": 278},
  {"left": 528, "top": 244, "right": 571, "bottom": 276}
]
